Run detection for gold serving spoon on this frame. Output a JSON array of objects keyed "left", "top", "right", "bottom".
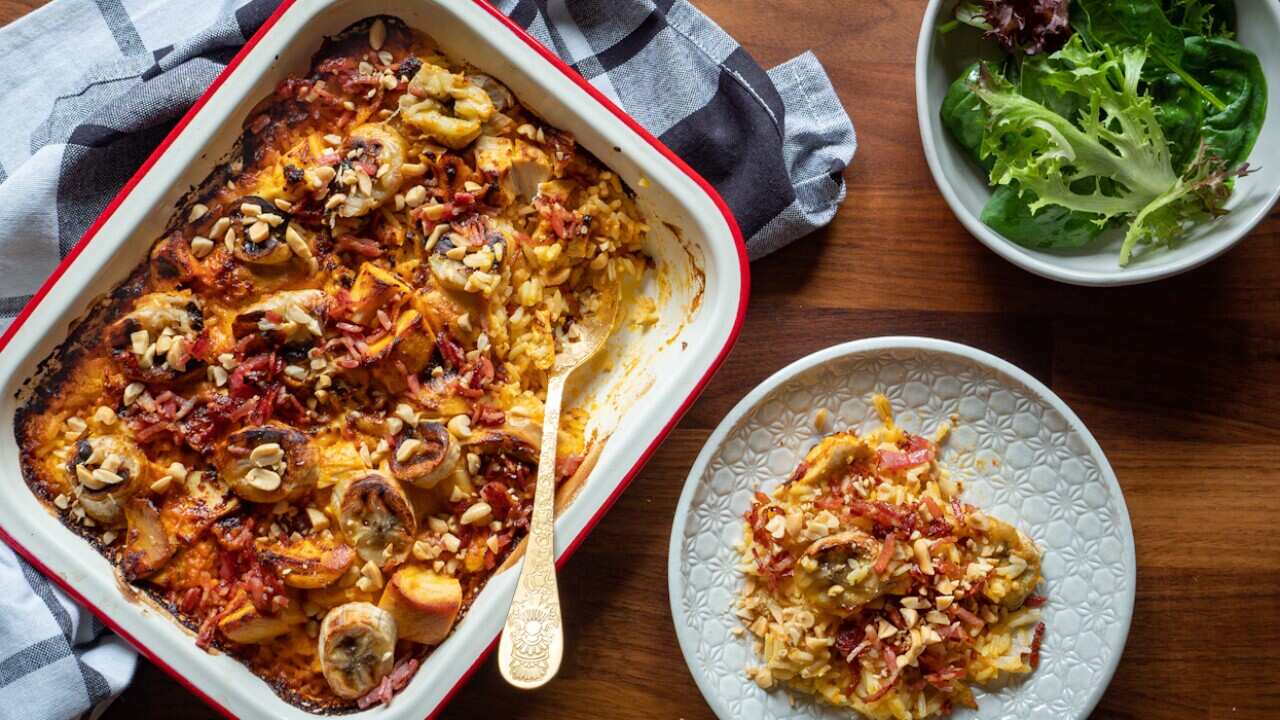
[{"left": 497, "top": 292, "right": 619, "bottom": 689}]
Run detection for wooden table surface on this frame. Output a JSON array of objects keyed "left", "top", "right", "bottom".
[{"left": 4, "top": 0, "right": 1278, "bottom": 718}]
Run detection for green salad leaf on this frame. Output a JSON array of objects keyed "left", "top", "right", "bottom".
[
  {"left": 1072, "top": 0, "right": 1227, "bottom": 110},
  {"left": 1121, "top": 139, "right": 1253, "bottom": 264},
  {"left": 1161, "top": 0, "right": 1235, "bottom": 37},
  {"left": 1150, "top": 36, "right": 1265, "bottom": 171},
  {"left": 942, "top": 62, "right": 1106, "bottom": 249},
  {"left": 973, "top": 38, "right": 1177, "bottom": 222},
  {"left": 1180, "top": 37, "right": 1266, "bottom": 167},
  {"left": 940, "top": 63, "right": 989, "bottom": 162},
  {"left": 971, "top": 35, "right": 1247, "bottom": 264},
  {"left": 981, "top": 185, "right": 1106, "bottom": 249}
]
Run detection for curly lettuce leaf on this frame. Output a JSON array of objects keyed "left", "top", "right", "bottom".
[
  {"left": 972, "top": 38, "right": 1177, "bottom": 222},
  {"left": 1120, "top": 140, "right": 1254, "bottom": 264}
]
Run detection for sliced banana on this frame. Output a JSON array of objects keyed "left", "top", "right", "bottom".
[
  {"left": 333, "top": 472, "right": 417, "bottom": 567},
  {"left": 389, "top": 421, "right": 459, "bottom": 489},
  {"left": 318, "top": 602, "right": 398, "bottom": 699},
  {"left": 217, "top": 425, "right": 318, "bottom": 503},
  {"left": 107, "top": 291, "right": 204, "bottom": 383},
  {"left": 67, "top": 435, "right": 148, "bottom": 525}
]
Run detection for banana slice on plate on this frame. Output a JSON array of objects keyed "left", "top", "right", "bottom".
[
  {"left": 333, "top": 471, "right": 417, "bottom": 567},
  {"left": 318, "top": 602, "right": 398, "bottom": 699}
]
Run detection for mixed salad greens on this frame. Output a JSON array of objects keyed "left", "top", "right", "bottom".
[{"left": 938, "top": 0, "right": 1266, "bottom": 265}]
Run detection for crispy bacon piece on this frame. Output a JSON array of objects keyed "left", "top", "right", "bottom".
[
  {"left": 471, "top": 403, "right": 505, "bottom": 428},
  {"left": 436, "top": 331, "right": 465, "bottom": 368},
  {"left": 335, "top": 234, "right": 383, "bottom": 258},
  {"left": 556, "top": 454, "right": 583, "bottom": 482},
  {"left": 878, "top": 434, "right": 936, "bottom": 471},
  {"left": 1028, "top": 622, "right": 1046, "bottom": 669},
  {"left": 480, "top": 481, "right": 513, "bottom": 520},
  {"left": 873, "top": 533, "right": 896, "bottom": 575}
]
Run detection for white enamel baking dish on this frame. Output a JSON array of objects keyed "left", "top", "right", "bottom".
[{"left": 0, "top": 0, "right": 748, "bottom": 717}]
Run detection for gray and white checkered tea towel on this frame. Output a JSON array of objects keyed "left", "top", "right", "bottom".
[{"left": 0, "top": 0, "right": 855, "bottom": 717}]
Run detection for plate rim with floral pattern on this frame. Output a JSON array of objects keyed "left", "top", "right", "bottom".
[{"left": 667, "top": 336, "right": 1135, "bottom": 720}]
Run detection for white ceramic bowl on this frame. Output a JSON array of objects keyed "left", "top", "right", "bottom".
[
  {"left": 916, "top": 0, "right": 1280, "bottom": 286},
  {"left": 0, "top": 1, "right": 748, "bottom": 717},
  {"left": 669, "top": 337, "right": 1135, "bottom": 719}
]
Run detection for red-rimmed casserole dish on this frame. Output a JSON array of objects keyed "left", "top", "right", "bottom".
[{"left": 0, "top": 1, "right": 747, "bottom": 717}]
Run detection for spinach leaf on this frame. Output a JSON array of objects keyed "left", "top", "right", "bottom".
[
  {"left": 1161, "top": 0, "right": 1235, "bottom": 37},
  {"left": 940, "top": 63, "right": 988, "bottom": 164},
  {"left": 1149, "top": 71, "right": 1206, "bottom": 171},
  {"left": 1072, "top": 0, "right": 1227, "bottom": 110},
  {"left": 1181, "top": 36, "right": 1266, "bottom": 168},
  {"left": 981, "top": 184, "right": 1106, "bottom": 249}
]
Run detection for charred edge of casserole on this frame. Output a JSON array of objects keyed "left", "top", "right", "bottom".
[{"left": 14, "top": 263, "right": 150, "bottom": 482}]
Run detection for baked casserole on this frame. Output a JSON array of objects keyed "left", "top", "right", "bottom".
[
  {"left": 14, "top": 16, "right": 652, "bottom": 711},
  {"left": 737, "top": 396, "right": 1046, "bottom": 718}
]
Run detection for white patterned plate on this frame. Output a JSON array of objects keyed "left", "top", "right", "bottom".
[{"left": 668, "top": 337, "right": 1134, "bottom": 719}]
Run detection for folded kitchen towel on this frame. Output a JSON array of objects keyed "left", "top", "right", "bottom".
[{"left": 0, "top": 0, "right": 855, "bottom": 716}]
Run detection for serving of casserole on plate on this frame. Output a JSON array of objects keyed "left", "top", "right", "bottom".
[
  {"left": 0, "top": 1, "right": 746, "bottom": 717},
  {"left": 669, "top": 338, "right": 1134, "bottom": 720}
]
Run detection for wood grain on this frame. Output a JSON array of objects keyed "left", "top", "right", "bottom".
[{"left": 4, "top": 0, "right": 1278, "bottom": 718}]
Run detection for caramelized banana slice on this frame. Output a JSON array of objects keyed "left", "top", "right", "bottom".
[
  {"left": 67, "top": 435, "right": 149, "bottom": 525},
  {"left": 219, "top": 596, "right": 306, "bottom": 644},
  {"left": 107, "top": 291, "right": 204, "bottom": 383},
  {"left": 464, "top": 424, "right": 540, "bottom": 464},
  {"left": 230, "top": 196, "right": 293, "bottom": 265},
  {"left": 217, "top": 425, "right": 318, "bottom": 503},
  {"left": 979, "top": 517, "right": 1042, "bottom": 609},
  {"left": 318, "top": 602, "right": 397, "bottom": 699},
  {"left": 259, "top": 535, "right": 357, "bottom": 589},
  {"left": 121, "top": 497, "right": 174, "bottom": 580},
  {"left": 333, "top": 472, "right": 417, "bottom": 567},
  {"left": 232, "top": 289, "right": 328, "bottom": 348},
  {"left": 390, "top": 421, "right": 458, "bottom": 488},
  {"left": 799, "top": 530, "right": 886, "bottom": 611},
  {"left": 336, "top": 124, "right": 407, "bottom": 217},
  {"left": 378, "top": 565, "right": 461, "bottom": 645},
  {"left": 399, "top": 62, "right": 494, "bottom": 148}
]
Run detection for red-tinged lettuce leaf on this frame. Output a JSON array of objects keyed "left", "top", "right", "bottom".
[{"left": 982, "top": 0, "right": 1072, "bottom": 55}]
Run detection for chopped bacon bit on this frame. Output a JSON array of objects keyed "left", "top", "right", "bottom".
[
  {"left": 1024, "top": 594, "right": 1048, "bottom": 608},
  {"left": 921, "top": 495, "right": 944, "bottom": 519},
  {"left": 814, "top": 494, "right": 844, "bottom": 512},
  {"left": 174, "top": 397, "right": 198, "bottom": 421},
  {"left": 195, "top": 611, "right": 221, "bottom": 649},
  {"left": 136, "top": 421, "right": 176, "bottom": 442},
  {"left": 471, "top": 403, "right": 505, "bottom": 427},
  {"left": 1028, "top": 622, "right": 1046, "bottom": 669},
  {"left": 179, "top": 587, "right": 205, "bottom": 614},
  {"left": 556, "top": 454, "right": 583, "bottom": 481},
  {"left": 357, "top": 676, "right": 394, "bottom": 709},
  {"left": 437, "top": 332, "right": 465, "bottom": 368},
  {"left": 480, "top": 481, "right": 513, "bottom": 520},
  {"left": 873, "top": 534, "right": 896, "bottom": 575},
  {"left": 953, "top": 605, "right": 985, "bottom": 628},
  {"left": 336, "top": 321, "right": 365, "bottom": 334},
  {"left": 335, "top": 234, "right": 383, "bottom": 258},
  {"left": 858, "top": 667, "right": 902, "bottom": 703},
  {"left": 787, "top": 461, "right": 810, "bottom": 484},
  {"left": 388, "top": 657, "right": 419, "bottom": 690}
]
